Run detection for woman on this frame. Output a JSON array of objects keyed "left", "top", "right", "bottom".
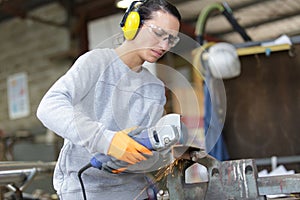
[{"left": 37, "top": 0, "right": 181, "bottom": 199}]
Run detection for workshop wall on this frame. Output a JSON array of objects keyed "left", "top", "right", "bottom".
[
  {"left": 223, "top": 45, "right": 300, "bottom": 163},
  {"left": 0, "top": 3, "right": 71, "bottom": 134}
]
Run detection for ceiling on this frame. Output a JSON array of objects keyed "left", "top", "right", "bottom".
[{"left": 1, "top": 0, "right": 300, "bottom": 45}]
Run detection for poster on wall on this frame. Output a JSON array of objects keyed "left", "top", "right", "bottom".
[{"left": 7, "top": 72, "right": 30, "bottom": 119}]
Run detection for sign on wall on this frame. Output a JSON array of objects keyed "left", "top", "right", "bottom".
[{"left": 7, "top": 72, "right": 30, "bottom": 119}]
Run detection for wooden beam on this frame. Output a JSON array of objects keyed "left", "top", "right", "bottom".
[
  {"left": 182, "top": 0, "right": 274, "bottom": 23},
  {"left": 0, "top": 0, "right": 26, "bottom": 18},
  {"left": 237, "top": 44, "right": 291, "bottom": 56},
  {"left": 73, "top": 0, "right": 121, "bottom": 20},
  {"left": 209, "top": 11, "right": 300, "bottom": 36},
  {"left": 85, "top": 4, "right": 121, "bottom": 22},
  {"left": 180, "top": 22, "right": 222, "bottom": 43},
  {"left": 0, "top": 0, "right": 54, "bottom": 21}
]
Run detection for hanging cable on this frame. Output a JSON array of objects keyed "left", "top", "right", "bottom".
[{"left": 78, "top": 163, "right": 92, "bottom": 200}]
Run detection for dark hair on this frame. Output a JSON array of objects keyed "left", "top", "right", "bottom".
[{"left": 138, "top": 0, "right": 181, "bottom": 23}]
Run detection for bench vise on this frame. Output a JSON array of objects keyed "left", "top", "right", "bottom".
[{"left": 156, "top": 145, "right": 300, "bottom": 200}]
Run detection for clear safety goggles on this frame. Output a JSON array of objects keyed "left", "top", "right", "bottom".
[{"left": 143, "top": 23, "right": 180, "bottom": 48}]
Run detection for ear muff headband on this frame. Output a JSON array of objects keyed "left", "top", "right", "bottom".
[{"left": 120, "top": 1, "right": 144, "bottom": 40}]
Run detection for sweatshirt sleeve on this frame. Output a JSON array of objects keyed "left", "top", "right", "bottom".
[{"left": 36, "top": 50, "right": 115, "bottom": 155}]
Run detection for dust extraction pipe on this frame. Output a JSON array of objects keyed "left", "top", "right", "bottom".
[{"left": 195, "top": 2, "right": 252, "bottom": 45}]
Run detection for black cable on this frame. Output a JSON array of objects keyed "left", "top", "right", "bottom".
[
  {"left": 222, "top": 10, "right": 252, "bottom": 42},
  {"left": 78, "top": 163, "right": 92, "bottom": 200}
]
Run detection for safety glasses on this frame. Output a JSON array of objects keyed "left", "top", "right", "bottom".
[{"left": 143, "top": 23, "right": 180, "bottom": 48}]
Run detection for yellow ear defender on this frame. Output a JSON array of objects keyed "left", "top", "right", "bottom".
[
  {"left": 122, "top": 11, "right": 140, "bottom": 40},
  {"left": 120, "top": 1, "right": 144, "bottom": 40}
]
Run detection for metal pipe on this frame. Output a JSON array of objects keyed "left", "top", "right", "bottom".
[
  {"left": 0, "top": 170, "right": 27, "bottom": 186},
  {"left": 234, "top": 35, "right": 300, "bottom": 49},
  {"left": 0, "top": 161, "right": 56, "bottom": 192},
  {"left": 255, "top": 155, "right": 300, "bottom": 166},
  {"left": 0, "top": 161, "right": 56, "bottom": 172}
]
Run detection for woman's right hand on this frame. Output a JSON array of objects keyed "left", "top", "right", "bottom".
[{"left": 107, "top": 127, "right": 153, "bottom": 164}]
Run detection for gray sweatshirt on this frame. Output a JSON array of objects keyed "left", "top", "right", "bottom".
[{"left": 36, "top": 48, "right": 166, "bottom": 200}]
